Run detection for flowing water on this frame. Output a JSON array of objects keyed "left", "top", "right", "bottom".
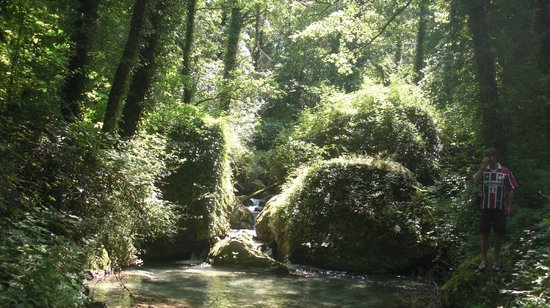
[{"left": 88, "top": 261, "right": 437, "bottom": 307}]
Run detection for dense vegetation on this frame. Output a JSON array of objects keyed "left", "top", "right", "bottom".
[{"left": 0, "top": 0, "right": 548, "bottom": 306}]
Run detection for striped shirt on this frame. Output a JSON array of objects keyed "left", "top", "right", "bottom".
[{"left": 480, "top": 163, "right": 518, "bottom": 210}]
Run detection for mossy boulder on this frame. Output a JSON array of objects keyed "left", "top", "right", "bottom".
[
  {"left": 142, "top": 107, "right": 235, "bottom": 260},
  {"left": 208, "top": 233, "right": 289, "bottom": 273},
  {"left": 256, "top": 156, "right": 436, "bottom": 273},
  {"left": 440, "top": 257, "right": 503, "bottom": 307},
  {"left": 267, "top": 85, "right": 442, "bottom": 185},
  {"left": 230, "top": 203, "right": 254, "bottom": 230}
]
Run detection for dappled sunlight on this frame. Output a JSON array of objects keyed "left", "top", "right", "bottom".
[{"left": 90, "top": 263, "right": 436, "bottom": 307}]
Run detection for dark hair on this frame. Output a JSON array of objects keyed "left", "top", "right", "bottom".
[{"left": 483, "top": 147, "right": 498, "bottom": 158}]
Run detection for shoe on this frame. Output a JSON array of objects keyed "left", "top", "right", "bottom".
[
  {"left": 476, "top": 262, "right": 486, "bottom": 273},
  {"left": 492, "top": 264, "right": 501, "bottom": 272}
]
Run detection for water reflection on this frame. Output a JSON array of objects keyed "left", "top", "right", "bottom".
[{"left": 89, "top": 262, "right": 436, "bottom": 307}]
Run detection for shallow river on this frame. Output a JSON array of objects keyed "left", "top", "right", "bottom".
[{"left": 89, "top": 261, "right": 437, "bottom": 307}]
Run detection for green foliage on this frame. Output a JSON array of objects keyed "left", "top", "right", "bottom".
[
  {"left": 0, "top": 118, "right": 177, "bottom": 305},
  {"left": 439, "top": 205, "right": 550, "bottom": 307},
  {"left": 507, "top": 214, "right": 550, "bottom": 307},
  {"left": 0, "top": 0, "right": 70, "bottom": 115},
  {"left": 267, "top": 82, "right": 442, "bottom": 185},
  {"left": 0, "top": 204, "right": 86, "bottom": 307}
]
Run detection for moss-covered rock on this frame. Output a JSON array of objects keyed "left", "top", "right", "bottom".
[
  {"left": 440, "top": 257, "right": 503, "bottom": 307},
  {"left": 142, "top": 107, "right": 235, "bottom": 260},
  {"left": 208, "top": 233, "right": 289, "bottom": 273},
  {"left": 267, "top": 85, "right": 442, "bottom": 185},
  {"left": 257, "top": 156, "right": 436, "bottom": 273}
]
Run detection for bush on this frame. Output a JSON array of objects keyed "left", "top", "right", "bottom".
[{"left": 0, "top": 118, "right": 177, "bottom": 305}]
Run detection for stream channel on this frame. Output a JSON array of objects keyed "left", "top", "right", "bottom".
[{"left": 89, "top": 199, "right": 438, "bottom": 307}]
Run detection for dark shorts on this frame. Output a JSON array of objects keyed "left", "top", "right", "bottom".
[{"left": 480, "top": 208, "right": 507, "bottom": 234}]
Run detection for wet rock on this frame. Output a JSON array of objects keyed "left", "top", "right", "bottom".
[
  {"left": 229, "top": 203, "right": 254, "bottom": 230},
  {"left": 208, "top": 233, "right": 289, "bottom": 273}
]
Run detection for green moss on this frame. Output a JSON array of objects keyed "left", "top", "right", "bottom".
[
  {"left": 208, "top": 234, "right": 289, "bottom": 273},
  {"left": 267, "top": 84, "right": 442, "bottom": 185},
  {"left": 257, "top": 156, "right": 436, "bottom": 273},
  {"left": 161, "top": 114, "right": 234, "bottom": 241},
  {"left": 440, "top": 257, "right": 501, "bottom": 307},
  {"left": 142, "top": 105, "right": 235, "bottom": 260}
]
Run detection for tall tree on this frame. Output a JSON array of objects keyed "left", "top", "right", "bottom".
[
  {"left": 413, "top": 0, "right": 428, "bottom": 84},
  {"left": 60, "top": 0, "right": 101, "bottom": 122},
  {"left": 460, "top": 0, "right": 505, "bottom": 152},
  {"left": 102, "top": 0, "right": 149, "bottom": 133},
  {"left": 220, "top": 4, "right": 243, "bottom": 111},
  {"left": 252, "top": 4, "right": 264, "bottom": 70},
  {"left": 536, "top": 0, "right": 550, "bottom": 75},
  {"left": 181, "top": 0, "right": 197, "bottom": 104},
  {"left": 536, "top": 0, "right": 550, "bottom": 143},
  {"left": 119, "top": 0, "right": 167, "bottom": 139}
]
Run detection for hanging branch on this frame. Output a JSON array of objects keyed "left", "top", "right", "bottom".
[
  {"left": 359, "top": 0, "right": 414, "bottom": 49},
  {"left": 115, "top": 272, "right": 135, "bottom": 299}
]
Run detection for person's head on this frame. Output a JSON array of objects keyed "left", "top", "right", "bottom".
[{"left": 483, "top": 147, "right": 498, "bottom": 164}]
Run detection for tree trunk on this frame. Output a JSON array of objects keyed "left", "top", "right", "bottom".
[
  {"left": 102, "top": 0, "right": 148, "bottom": 133},
  {"left": 182, "top": 0, "right": 197, "bottom": 104},
  {"left": 119, "top": 0, "right": 166, "bottom": 139},
  {"left": 252, "top": 4, "right": 264, "bottom": 70},
  {"left": 441, "top": 0, "right": 462, "bottom": 106},
  {"left": 536, "top": 0, "right": 550, "bottom": 143},
  {"left": 220, "top": 5, "right": 243, "bottom": 111},
  {"left": 60, "top": 0, "right": 101, "bottom": 122},
  {"left": 394, "top": 35, "right": 402, "bottom": 68},
  {"left": 536, "top": 0, "right": 550, "bottom": 75},
  {"left": 461, "top": 0, "right": 505, "bottom": 152},
  {"left": 413, "top": 0, "right": 428, "bottom": 84}
]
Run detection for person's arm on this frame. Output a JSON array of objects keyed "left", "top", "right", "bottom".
[
  {"left": 506, "top": 190, "right": 514, "bottom": 215},
  {"left": 473, "top": 157, "right": 490, "bottom": 184}
]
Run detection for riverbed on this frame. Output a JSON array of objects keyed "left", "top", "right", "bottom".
[{"left": 88, "top": 261, "right": 437, "bottom": 307}]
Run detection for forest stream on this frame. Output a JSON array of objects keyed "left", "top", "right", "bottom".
[{"left": 88, "top": 261, "right": 437, "bottom": 307}]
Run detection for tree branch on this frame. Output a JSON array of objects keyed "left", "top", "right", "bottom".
[{"left": 359, "top": 0, "right": 414, "bottom": 49}]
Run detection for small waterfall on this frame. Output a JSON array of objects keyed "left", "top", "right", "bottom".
[
  {"left": 227, "top": 198, "right": 263, "bottom": 238},
  {"left": 247, "top": 198, "right": 265, "bottom": 237}
]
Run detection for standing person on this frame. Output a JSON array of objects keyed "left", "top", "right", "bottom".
[{"left": 473, "top": 147, "right": 518, "bottom": 272}]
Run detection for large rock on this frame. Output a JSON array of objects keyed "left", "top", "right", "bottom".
[
  {"left": 256, "top": 156, "right": 436, "bottom": 273},
  {"left": 142, "top": 108, "right": 235, "bottom": 261},
  {"left": 440, "top": 257, "right": 502, "bottom": 307},
  {"left": 266, "top": 86, "right": 442, "bottom": 185},
  {"left": 208, "top": 233, "right": 289, "bottom": 273},
  {"left": 230, "top": 203, "right": 254, "bottom": 230}
]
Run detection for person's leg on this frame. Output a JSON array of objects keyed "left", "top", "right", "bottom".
[
  {"left": 492, "top": 210, "right": 506, "bottom": 271},
  {"left": 479, "top": 209, "right": 491, "bottom": 270},
  {"left": 494, "top": 232, "right": 502, "bottom": 265},
  {"left": 480, "top": 233, "right": 489, "bottom": 266}
]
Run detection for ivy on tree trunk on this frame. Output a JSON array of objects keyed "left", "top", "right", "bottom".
[
  {"left": 182, "top": 0, "right": 197, "bottom": 105},
  {"left": 119, "top": 0, "right": 167, "bottom": 139},
  {"left": 221, "top": 5, "right": 243, "bottom": 111},
  {"left": 413, "top": 0, "right": 428, "bottom": 84},
  {"left": 60, "top": 0, "right": 100, "bottom": 122},
  {"left": 102, "top": 0, "right": 149, "bottom": 134},
  {"left": 461, "top": 0, "right": 505, "bottom": 154}
]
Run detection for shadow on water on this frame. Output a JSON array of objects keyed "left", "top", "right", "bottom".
[{"left": 89, "top": 261, "right": 438, "bottom": 307}]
